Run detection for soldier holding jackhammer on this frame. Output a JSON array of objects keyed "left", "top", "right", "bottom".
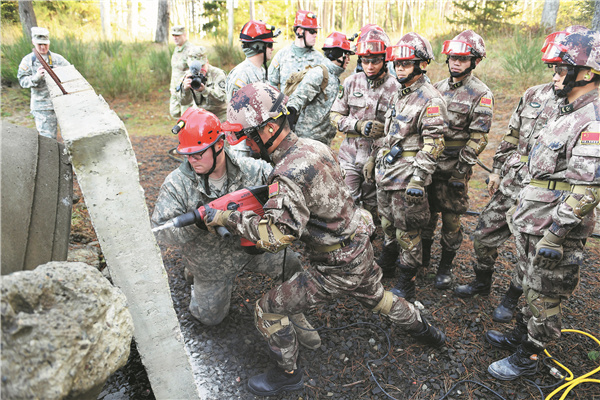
[
  {"left": 209, "top": 83, "right": 446, "bottom": 396},
  {"left": 423, "top": 30, "right": 494, "bottom": 291},
  {"left": 151, "top": 108, "right": 320, "bottom": 352}
]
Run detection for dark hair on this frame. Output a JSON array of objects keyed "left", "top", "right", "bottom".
[{"left": 324, "top": 48, "right": 345, "bottom": 61}]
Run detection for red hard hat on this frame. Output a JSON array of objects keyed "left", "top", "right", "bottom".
[
  {"left": 322, "top": 32, "right": 355, "bottom": 54},
  {"left": 294, "top": 10, "right": 320, "bottom": 29},
  {"left": 175, "top": 108, "right": 224, "bottom": 155},
  {"left": 240, "top": 20, "right": 280, "bottom": 43}
]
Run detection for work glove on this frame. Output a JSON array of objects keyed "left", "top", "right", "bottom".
[
  {"left": 448, "top": 169, "right": 466, "bottom": 190},
  {"left": 405, "top": 176, "right": 425, "bottom": 204},
  {"left": 487, "top": 173, "right": 501, "bottom": 196},
  {"left": 363, "top": 156, "right": 376, "bottom": 183},
  {"left": 533, "top": 231, "right": 564, "bottom": 269},
  {"left": 356, "top": 120, "right": 385, "bottom": 138},
  {"left": 204, "top": 204, "right": 232, "bottom": 234},
  {"left": 288, "top": 107, "right": 299, "bottom": 131}
]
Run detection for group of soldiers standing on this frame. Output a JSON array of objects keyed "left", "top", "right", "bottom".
[{"left": 155, "top": 12, "right": 600, "bottom": 396}]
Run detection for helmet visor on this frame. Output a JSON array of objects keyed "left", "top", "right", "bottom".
[
  {"left": 441, "top": 40, "right": 472, "bottom": 56},
  {"left": 356, "top": 40, "right": 386, "bottom": 55},
  {"left": 221, "top": 122, "right": 247, "bottom": 146},
  {"left": 541, "top": 31, "right": 568, "bottom": 52},
  {"left": 542, "top": 42, "right": 567, "bottom": 64},
  {"left": 386, "top": 45, "right": 416, "bottom": 61}
]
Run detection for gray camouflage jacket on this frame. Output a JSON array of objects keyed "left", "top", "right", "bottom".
[
  {"left": 18, "top": 51, "right": 70, "bottom": 111},
  {"left": 226, "top": 59, "right": 267, "bottom": 101},
  {"left": 179, "top": 64, "right": 228, "bottom": 121},
  {"left": 268, "top": 44, "right": 326, "bottom": 93},
  {"left": 170, "top": 41, "right": 193, "bottom": 93}
]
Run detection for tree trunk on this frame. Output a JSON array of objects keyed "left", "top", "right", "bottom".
[
  {"left": 100, "top": 0, "right": 112, "bottom": 40},
  {"left": 249, "top": 0, "right": 255, "bottom": 20},
  {"left": 540, "top": 0, "right": 560, "bottom": 31},
  {"left": 155, "top": 0, "right": 169, "bottom": 43},
  {"left": 18, "top": 0, "right": 37, "bottom": 40},
  {"left": 593, "top": 0, "right": 600, "bottom": 31},
  {"left": 227, "top": 0, "right": 234, "bottom": 46}
]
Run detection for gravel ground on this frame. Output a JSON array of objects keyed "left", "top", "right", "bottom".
[{"left": 89, "top": 136, "right": 600, "bottom": 400}]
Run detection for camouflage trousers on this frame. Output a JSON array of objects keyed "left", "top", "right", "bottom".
[
  {"left": 422, "top": 173, "right": 471, "bottom": 252},
  {"left": 188, "top": 249, "right": 302, "bottom": 326},
  {"left": 515, "top": 231, "right": 584, "bottom": 349},
  {"left": 471, "top": 188, "right": 518, "bottom": 275},
  {"left": 338, "top": 136, "right": 377, "bottom": 209},
  {"left": 31, "top": 110, "right": 58, "bottom": 139},
  {"left": 256, "top": 232, "right": 421, "bottom": 371},
  {"left": 377, "top": 188, "right": 430, "bottom": 269}
]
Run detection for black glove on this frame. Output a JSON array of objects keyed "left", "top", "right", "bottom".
[{"left": 288, "top": 107, "right": 299, "bottom": 131}]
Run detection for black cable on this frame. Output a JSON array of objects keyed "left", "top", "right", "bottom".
[
  {"left": 168, "top": 146, "right": 183, "bottom": 163},
  {"left": 437, "top": 379, "right": 510, "bottom": 400}
]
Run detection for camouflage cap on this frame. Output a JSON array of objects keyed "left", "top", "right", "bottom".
[
  {"left": 171, "top": 25, "right": 186, "bottom": 35},
  {"left": 226, "top": 82, "right": 288, "bottom": 131},
  {"left": 187, "top": 46, "right": 208, "bottom": 65},
  {"left": 559, "top": 29, "right": 600, "bottom": 71},
  {"left": 397, "top": 32, "right": 434, "bottom": 61},
  {"left": 31, "top": 27, "right": 50, "bottom": 44},
  {"left": 452, "top": 30, "right": 486, "bottom": 58}
]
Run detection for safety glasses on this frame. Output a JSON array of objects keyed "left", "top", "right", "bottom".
[
  {"left": 541, "top": 31, "right": 569, "bottom": 53},
  {"left": 362, "top": 56, "right": 384, "bottom": 65},
  {"left": 393, "top": 60, "right": 416, "bottom": 68},
  {"left": 548, "top": 64, "right": 569, "bottom": 77},
  {"left": 187, "top": 148, "right": 210, "bottom": 160},
  {"left": 441, "top": 40, "right": 472, "bottom": 56},
  {"left": 448, "top": 55, "right": 471, "bottom": 62},
  {"left": 306, "top": 29, "right": 318, "bottom": 35},
  {"left": 356, "top": 41, "right": 386, "bottom": 55},
  {"left": 386, "top": 45, "right": 416, "bottom": 61}
]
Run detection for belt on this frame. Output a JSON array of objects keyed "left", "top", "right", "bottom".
[
  {"left": 346, "top": 133, "right": 361, "bottom": 138},
  {"left": 444, "top": 140, "right": 468, "bottom": 147},
  {"left": 520, "top": 155, "right": 529, "bottom": 163},
  {"left": 312, "top": 232, "right": 356, "bottom": 252},
  {"left": 529, "top": 179, "right": 588, "bottom": 194},
  {"left": 382, "top": 148, "right": 418, "bottom": 163}
]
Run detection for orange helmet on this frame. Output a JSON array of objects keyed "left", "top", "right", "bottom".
[
  {"left": 323, "top": 32, "right": 355, "bottom": 54},
  {"left": 240, "top": 20, "right": 280, "bottom": 43},
  {"left": 173, "top": 108, "right": 224, "bottom": 155},
  {"left": 294, "top": 10, "right": 320, "bottom": 29}
]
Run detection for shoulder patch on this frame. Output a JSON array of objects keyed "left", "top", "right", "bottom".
[
  {"left": 219, "top": 80, "right": 226, "bottom": 89},
  {"left": 581, "top": 131, "right": 600, "bottom": 145},
  {"left": 268, "top": 182, "right": 280, "bottom": 197},
  {"left": 234, "top": 79, "right": 246, "bottom": 89},
  {"left": 480, "top": 97, "right": 493, "bottom": 107},
  {"left": 338, "top": 84, "right": 344, "bottom": 99},
  {"left": 272, "top": 58, "right": 279, "bottom": 69},
  {"left": 426, "top": 106, "right": 440, "bottom": 117}
]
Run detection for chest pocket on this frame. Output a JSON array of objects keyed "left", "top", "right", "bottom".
[
  {"left": 530, "top": 136, "right": 566, "bottom": 176},
  {"left": 519, "top": 105, "right": 544, "bottom": 140},
  {"left": 348, "top": 95, "right": 366, "bottom": 109},
  {"left": 388, "top": 113, "right": 414, "bottom": 140},
  {"left": 376, "top": 102, "right": 389, "bottom": 121},
  {"left": 447, "top": 102, "right": 471, "bottom": 130}
]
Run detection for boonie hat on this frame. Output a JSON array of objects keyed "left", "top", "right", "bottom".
[
  {"left": 31, "top": 27, "right": 50, "bottom": 44},
  {"left": 171, "top": 25, "right": 186, "bottom": 35}
]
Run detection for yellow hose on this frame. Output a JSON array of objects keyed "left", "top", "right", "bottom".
[{"left": 544, "top": 329, "right": 600, "bottom": 400}]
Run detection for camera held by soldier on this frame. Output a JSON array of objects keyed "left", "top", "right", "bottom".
[{"left": 180, "top": 60, "right": 208, "bottom": 92}]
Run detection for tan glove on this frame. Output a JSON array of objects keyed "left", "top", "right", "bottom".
[
  {"left": 204, "top": 205, "right": 232, "bottom": 234},
  {"left": 488, "top": 173, "right": 500, "bottom": 196},
  {"left": 533, "top": 231, "right": 564, "bottom": 269},
  {"left": 363, "top": 156, "right": 376, "bottom": 183},
  {"left": 356, "top": 120, "right": 385, "bottom": 138},
  {"left": 405, "top": 176, "right": 425, "bottom": 204}
]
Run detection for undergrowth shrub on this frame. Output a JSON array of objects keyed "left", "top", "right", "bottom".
[
  {"left": 210, "top": 38, "right": 244, "bottom": 72},
  {"left": 500, "top": 31, "right": 548, "bottom": 88}
]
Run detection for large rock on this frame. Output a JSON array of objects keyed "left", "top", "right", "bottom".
[{"left": 1, "top": 262, "right": 134, "bottom": 400}]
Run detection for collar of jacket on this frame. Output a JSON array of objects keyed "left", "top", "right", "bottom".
[
  {"left": 367, "top": 72, "right": 387, "bottom": 89},
  {"left": 324, "top": 57, "right": 345, "bottom": 77},
  {"left": 559, "top": 90, "right": 599, "bottom": 115},
  {"left": 449, "top": 73, "right": 472, "bottom": 90},
  {"left": 179, "top": 148, "right": 243, "bottom": 196}
]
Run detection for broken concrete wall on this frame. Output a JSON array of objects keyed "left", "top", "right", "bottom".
[{"left": 44, "top": 66, "right": 199, "bottom": 399}]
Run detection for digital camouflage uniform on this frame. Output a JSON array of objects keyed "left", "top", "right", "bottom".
[
  {"left": 221, "top": 133, "right": 426, "bottom": 371},
  {"left": 179, "top": 64, "right": 228, "bottom": 121},
  {"left": 473, "top": 83, "right": 556, "bottom": 280},
  {"left": 330, "top": 72, "right": 399, "bottom": 209},
  {"left": 287, "top": 58, "right": 344, "bottom": 145},
  {"left": 424, "top": 74, "right": 493, "bottom": 251},
  {"left": 512, "top": 89, "right": 600, "bottom": 348},
  {"left": 268, "top": 44, "right": 326, "bottom": 93},
  {"left": 170, "top": 40, "right": 193, "bottom": 118},
  {"left": 375, "top": 75, "right": 447, "bottom": 271},
  {"left": 18, "top": 51, "right": 70, "bottom": 139},
  {"left": 151, "top": 149, "right": 302, "bottom": 325}
]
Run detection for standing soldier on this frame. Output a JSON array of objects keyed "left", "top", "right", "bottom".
[
  {"left": 369, "top": 33, "right": 447, "bottom": 300},
  {"left": 423, "top": 30, "right": 493, "bottom": 290},
  {"left": 488, "top": 30, "right": 600, "bottom": 381},
  {"left": 455, "top": 26, "right": 587, "bottom": 325},
  {"left": 268, "top": 10, "right": 326, "bottom": 92},
  {"left": 330, "top": 27, "right": 399, "bottom": 232},
  {"left": 177, "top": 46, "right": 228, "bottom": 121},
  {"left": 286, "top": 32, "right": 355, "bottom": 145},
  {"left": 18, "top": 27, "right": 70, "bottom": 139},
  {"left": 214, "top": 83, "right": 446, "bottom": 396},
  {"left": 169, "top": 25, "right": 193, "bottom": 118}
]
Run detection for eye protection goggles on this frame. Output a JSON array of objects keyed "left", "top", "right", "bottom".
[
  {"left": 541, "top": 31, "right": 568, "bottom": 53},
  {"left": 222, "top": 110, "right": 288, "bottom": 146},
  {"left": 542, "top": 42, "right": 568, "bottom": 64},
  {"left": 441, "top": 40, "right": 472, "bottom": 56},
  {"left": 386, "top": 45, "right": 416, "bottom": 61},
  {"left": 356, "top": 40, "right": 386, "bottom": 55}
]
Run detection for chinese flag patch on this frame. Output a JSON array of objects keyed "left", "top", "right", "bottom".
[
  {"left": 268, "top": 182, "right": 280, "bottom": 197},
  {"left": 480, "top": 97, "right": 493, "bottom": 107},
  {"left": 581, "top": 131, "right": 600, "bottom": 145},
  {"left": 426, "top": 106, "right": 440, "bottom": 117}
]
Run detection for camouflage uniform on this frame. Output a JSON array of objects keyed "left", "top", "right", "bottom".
[
  {"left": 375, "top": 75, "right": 447, "bottom": 271},
  {"left": 423, "top": 74, "right": 493, "bottom": 251},
  {"left": 473, "top": 83, "right": 556, "bottom": 279},
  {"left": 151, "top": 148, "right": 302, "bottom": 325},
  {"left": 512, "top": 89, "right": 600, "bottom": 348},
  {"left": 221, "top": 133, "right": 425, "bottom": 371},
  {"left": 178, "top": 64, "right": 228, "bottom": 121},
  {"left": 170, "top": 40, "right": 193, "bottom": 118},
  {"left": 18, "top": 51, "right": 70, "bottom": 139},
  {"left": 287, "top": 58, "right": 344, "bottom": 145},
  {"left": 268, "top": 44, "right": 326, "bottom": 93},
  {"left": 330, "top": 72, "right": 399, "bottom": 209}
]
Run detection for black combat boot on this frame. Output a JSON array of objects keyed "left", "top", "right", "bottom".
[
  {"left": 454, "top": 269, "right": 493, "bottom": 298},
  {"left": 488, "top": 341, "right": 541, "bottom": 381},
  {"left": 390, "top": 264, "right": 417, "bottom": 301},
  {"left": 485, "top": 313, "right": 527, "bottom": 351},
  {"left": 421, "top": 238, "right": 433, "bottom": 269},
  {"left": 377, "top": 241, "right": 400, "bottom": 279},
  {"left": 434, "top": 249, "right": 455, "bottom": 290},
  {"left": 492, "top": 281, "right": 523, "bottom": 323},
  {"left": 247, "top": 366, "right": 304, "bottom": 396},
  {"left": 409, "top": 316, "right": 446, "bottom": 347}
]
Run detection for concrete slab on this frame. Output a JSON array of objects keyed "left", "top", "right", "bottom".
[{"left": 45, "top": 66, "right": 200, "bottom": 399}]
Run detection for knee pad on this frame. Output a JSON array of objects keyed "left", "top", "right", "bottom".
[
  {"left": 373, "top": 291, "right": 394, "bottom": 315},
  {"left": 254, "top": 300, "right": 291, "bottom": 339},
  {"left": 526, "top": 289, "right": 561, "bottom": 319},
  {"left": 396, "top": 228, "right": 421, "bottom": 251},
  {"left": 441, "top": 212, "right": 461, "bottom": 234},
  {"left": 381, "top": 215, "right": 395, "bottom": 238}
]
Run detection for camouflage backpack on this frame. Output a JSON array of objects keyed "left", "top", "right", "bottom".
[{"left": 283, "top": 65, "right": 329, "bottom": 100}]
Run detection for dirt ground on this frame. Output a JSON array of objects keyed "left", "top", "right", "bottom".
[{"left": 3, "top": 82, "right": 599, "bottom": 399}]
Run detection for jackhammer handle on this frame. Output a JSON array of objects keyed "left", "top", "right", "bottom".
[{"left": 217, "top": 226, "right": 232, "bottom": 239}]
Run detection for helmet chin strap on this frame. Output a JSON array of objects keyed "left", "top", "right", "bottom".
[
  {"left": 201, "top": 142, "right": 224, "bottom": 195},
  {"left": 555, "top": 66, "right": 590, "bottom": 98},
  {"left": 359, "top": 56, "right": 387, "bottom": 82},
  {"left": 446, "top": 56, "right": 476, "bottom": 78},
  {"left": 295, "top": 28, "right": 312, "bottom": 49},
  {"left": 397, "top": 63, "right": 423, "bottom": 86}
]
